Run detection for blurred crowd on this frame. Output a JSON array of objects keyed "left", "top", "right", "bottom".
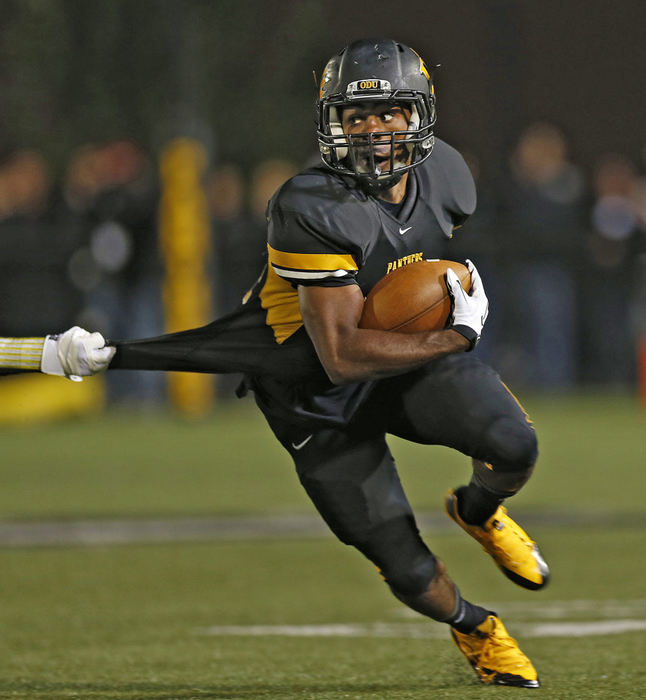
[
  {"left": 452, "top": 123, "right": 646, "bottom": 390},
  {"left": 1, "top": 123, "right": 645, "bottom": 403}
]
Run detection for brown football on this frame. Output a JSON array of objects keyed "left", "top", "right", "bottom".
[{"left": 359, "top": 259, "right": 472, "bottom": 332}]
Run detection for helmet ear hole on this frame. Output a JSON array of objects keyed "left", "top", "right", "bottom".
[
  {"left": 407, "top": 104, "right": 420, "bottom": 132},
  {"left": 405, "top": 104, "right": 420, "bottom": 154},
  {"left": 328, "top": 106, "right": 348, "bottom": 160}
]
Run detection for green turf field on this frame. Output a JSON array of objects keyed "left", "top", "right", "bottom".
[
  {"left": 1, "top": 393, "right": 645, "bottom": 699},
  {"left": 1, "top": 392, "right": 643, "bottom": 519}
]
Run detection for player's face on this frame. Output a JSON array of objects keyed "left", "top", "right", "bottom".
[{"left": 341, "top": 101, "right": 412, "bottom": 173}]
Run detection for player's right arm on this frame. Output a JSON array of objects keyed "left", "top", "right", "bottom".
[{"left": 299, "top": 265, "right": 486, "bottom": 385}]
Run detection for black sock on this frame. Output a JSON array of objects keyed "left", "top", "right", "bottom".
[
  {"left": 456, "top": 483, "right": 503, "bottom": 526},
  {"left": 444, "top": 594, "right": 491, "bottom": 634}
]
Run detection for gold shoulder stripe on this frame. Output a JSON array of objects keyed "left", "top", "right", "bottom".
[{"left": 268, "top": 244, "right": 357, "bottom": 272}]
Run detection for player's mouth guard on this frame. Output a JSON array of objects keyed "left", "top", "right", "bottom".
[{"left": 347, "top": 134, "right": 407, "bottom": 176}]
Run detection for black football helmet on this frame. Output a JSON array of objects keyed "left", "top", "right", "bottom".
[{"left": 316, "top": 38, "right": 437, "bottom": 189}]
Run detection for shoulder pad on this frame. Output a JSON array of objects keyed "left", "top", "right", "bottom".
[{"left": 416, "top": 138, "right": 477, "bottom": 236}]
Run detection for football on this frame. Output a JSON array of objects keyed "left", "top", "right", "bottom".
[{"left": 359, "top": 259, "right": 472, "bottom": 332}]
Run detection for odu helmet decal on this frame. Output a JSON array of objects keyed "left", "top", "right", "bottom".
[{"left": 316, "top": 38, "right": 437, "bottom": 187}]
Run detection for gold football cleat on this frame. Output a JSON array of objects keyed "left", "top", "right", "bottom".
[
  {"left": 445, "top": 489, "right": 550, "bottom": 590},
  {"left": 451, "top": 614, "right": 540, "bottom": 688}
]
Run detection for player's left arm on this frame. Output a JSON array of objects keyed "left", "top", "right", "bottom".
[{"left": 0, "top": 327, "right": 115, "bottom": 380}]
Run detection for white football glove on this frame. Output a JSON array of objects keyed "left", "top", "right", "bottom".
[
  {"left": 445, "top": 259, "right": 489, "bottom": 350},
  {"left": 40, "top": 326, "right": 116, "bottom": 381}
]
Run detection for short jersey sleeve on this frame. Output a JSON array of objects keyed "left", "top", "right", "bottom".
[{"left": 266, "top": 170, "right": 370, "bottom": 287}]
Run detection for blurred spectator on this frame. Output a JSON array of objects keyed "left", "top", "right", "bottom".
[
  {"left": 632, "top": 153, "right": 646, "bottom": 396},
  {"left": 581, "top": 153, "right": 641, "bottom": 384},
  {"left": 0, "top": 149, "right": 84, "bottom": 335},
  {"left": 249, "top": 158, "right": 297, "bottom": 269},
  {"left": 249, "top": 158, "right": 297, "bottom": 265},
  {"left": 207, "top": 157, "right": 296, "bottom": 315},
  {"left": 206, "top": 163, "right": 252, "bottom": 314},
  {"left": 497, "top": 122, "right": 587, "bottom": 389},
  {"left": 249, "top": 158, "right": 297, "bottom": 223},
  {"left": 0, "top": 150, "right": 51, "bottom": 218},
  {"left": 449, "top": 151, "right": 503, "bottom": 367},
  {"left": 63, "top": 139, "right": 164, "bottom": 403},
  {"left": 206, "top": 158, "right": 296, "bottom": 399}
]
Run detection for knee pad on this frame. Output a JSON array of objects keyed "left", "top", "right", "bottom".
[
  {"left": 358, "top": 516, "right": 437, "bottom": 598},
  {"left": 484, "top": 415, "right": 538, "bottom": 473},
  {"left": 384, "top": 550, "right": 437, "bottom": 598}
]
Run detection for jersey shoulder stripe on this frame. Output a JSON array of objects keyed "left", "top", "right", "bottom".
[
  {"left": 268, "top": 243, "right": 358, "bottom": 285},
  {"left": 267, "top": 168, "right": 373, "bottom": 270},
  {"left": 274, "top": 267, "right": 352, "bottom": 282}
]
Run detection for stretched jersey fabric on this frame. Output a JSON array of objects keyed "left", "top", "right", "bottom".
[{"left": 111, "top": 138, "right": 476, "bottom": 427}]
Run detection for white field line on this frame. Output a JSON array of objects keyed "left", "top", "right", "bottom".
[
  {"left": 196, "top": 623, "right": 448, "bottom": 639},
  {"left": 196, "top": 619, "right": 646, "bottom": 640},
  {"left": 525, "top": 620, "right": 646, "bottom": 637},
  {"left": 394, "top": 598, "right": 646, "bottom": 620},
  {"left": 196, "top": 599, "right": 646, "bottom": 640},
  {"left": 1, "top": 510, "right": 644, "bottom": 548}
]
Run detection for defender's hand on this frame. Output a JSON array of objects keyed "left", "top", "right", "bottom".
[
  {"left": 446, "top": 259, "right": 489, "bottom": 350},
  {"left": 40, "top": 326, "right": 116, "bottom": 380}
]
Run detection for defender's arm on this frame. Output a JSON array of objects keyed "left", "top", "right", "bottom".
[{"left": 0, "top": 328, "right": 115, "bottom": 380}]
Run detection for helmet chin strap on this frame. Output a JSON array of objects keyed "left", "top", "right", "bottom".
[{"left": 357, "top": 171, "right": 405, "bottom": 196}]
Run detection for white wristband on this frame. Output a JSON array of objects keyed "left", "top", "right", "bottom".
[{"left": 41, "top": 333, "right": 82, "bottom": 381}]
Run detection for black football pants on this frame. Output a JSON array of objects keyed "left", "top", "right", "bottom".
[{"left": 260, "top": 353, "right": 538, "bottom": 597}]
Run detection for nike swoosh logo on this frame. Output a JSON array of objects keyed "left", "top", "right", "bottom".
[
  {"left": 291, "top": 434, "right": 313, "bottom": 450},
  {"left": 398, "top": 226, "right": 412, "bottom": 235}
]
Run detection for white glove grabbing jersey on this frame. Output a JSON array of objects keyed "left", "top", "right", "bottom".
[
  {"left": 40, "top": 326, "right": 116, "bottom": 380},
  {"left": 446, "top": 259, "right": 489, "bottom": 350}
]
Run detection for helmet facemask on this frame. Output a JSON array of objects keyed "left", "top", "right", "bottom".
[{"left": 318, "top": 96, "right": 435, "bottom": 188}]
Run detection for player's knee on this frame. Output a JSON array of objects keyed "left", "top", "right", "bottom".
[
  {"left": 358, "top": 517, "right": 437, "bottom": 598},
  {"left": 383, "top": 551, "right": 437, "bottom": 598},
  {"left": 484, "top": 415, "right": 538, "bottom": 472}
]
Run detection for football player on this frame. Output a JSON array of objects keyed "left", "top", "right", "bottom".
[{"left": 2, "top": 39, "right": 548, "bottom": 688}]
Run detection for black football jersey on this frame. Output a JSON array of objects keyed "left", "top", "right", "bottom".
[
  {"left": 111, "top": 138, "right": 475, "bottom": 427},
  {"left": 263, "top": 138, "right": 475, "bottom": 345}
]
